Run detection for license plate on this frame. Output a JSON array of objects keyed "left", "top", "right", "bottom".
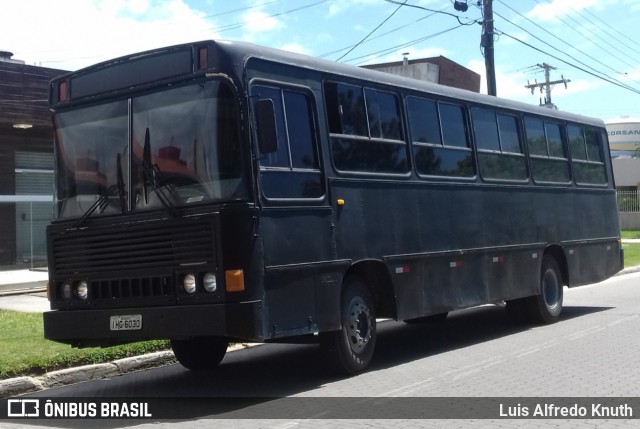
[{"left": 110, "top": 315, "right": 142, "bottom": 331}]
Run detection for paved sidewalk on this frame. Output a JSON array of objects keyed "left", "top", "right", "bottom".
[{"left": 0, "top": 269, "right": 48, "bottom": 296}]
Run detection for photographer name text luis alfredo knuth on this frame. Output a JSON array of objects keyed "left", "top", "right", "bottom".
[{"left": 500, "top": 402, "right": 634, "bottom": 418}]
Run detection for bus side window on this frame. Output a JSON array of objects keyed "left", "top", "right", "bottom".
[
  {"left": 407, "top": 96, "right": 474, "bottom": 178},
  {"left": 525, "top": 117, "right": 571, "bottom": 184},
  {"left": 472, "top": 108, "right": 527, "bottom": 181},
  {"left": 568, "top": 124, "right": 607, "bottom": 185},
  {"left": 252, "top": 84, "right": 323, "bottom": 199},
  {"left": 324, "top": 81, "right": 408, "bottom": 174}
]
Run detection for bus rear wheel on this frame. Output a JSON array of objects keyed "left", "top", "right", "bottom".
[
  {"left": 322, "top": 277, "right": 377, "bottom": 375},
  {"left": 171, "top": 336, "right": 228, "bottom": 371},
  {"left": 524, "top": 254, "right": 564, "bottom": 324}
]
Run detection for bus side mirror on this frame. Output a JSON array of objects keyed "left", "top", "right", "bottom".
[{"left": 256, "top": 99, "right": 278, "bottom": 154}]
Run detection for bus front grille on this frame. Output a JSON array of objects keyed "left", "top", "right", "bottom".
[
  {"left": 49, "top": 216, "right": 216, "bottom": 276},
  {"left": 91, "top": 276, "right": 172, "bottom": 300}
]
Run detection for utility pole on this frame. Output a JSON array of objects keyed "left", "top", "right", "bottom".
[
  {"left": 524, "top": 63, "right": 570, "bottom": 109},
  {"left": 453, "top": 0, "right": 496, "bottom": 96},
  {"left": 482, "top": 0, "right": 497, "bottom": 96}
]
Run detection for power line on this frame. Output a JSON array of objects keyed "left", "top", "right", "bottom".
[
  {"left": 382, "top": 0, "right": 479, "bottom": 26},
  {"left": 498, "top": 30, "right": 640, "bottom": 96},
  {"left": 579, "top": 6, "right": 640, "bottom": 56},
  {"left": 495, "top": 0, "right": 628, "bottom": 78},
  {"left": 350, "top": 24, "right": 464, "bottom": 65},
  {"left": 207, "top": 0, "right": 329, "bottom": 34},
  {"left": 531, "top": 0, "right": 639, "bottom": 73},
  {"left": 336, "top": 0, "right": 407, "bottom": 62},
  {"left": 493, "top": 1, "right": 640, "bottom": 97},
  {"left": 201, "top": 0, "right": 284, "bottom": 19},
  {"left": 491, "top": 3, "right": 640, "bottom": 96},
  {"left": 319, "top": 5, "right": 451, "bottom": 59}
]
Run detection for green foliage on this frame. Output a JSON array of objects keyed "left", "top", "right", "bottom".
[
  {"left": 0, "top": 310, "right": 168, "bottom": 380},
  {"left": 623, "top": 243, "right": 640, "bottom": 268},
  {"left": 621, "top": 230, "right": 640, "bottom": 239}
]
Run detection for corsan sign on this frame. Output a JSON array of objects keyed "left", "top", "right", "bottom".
[
  {"left": 608, "top": 129, "right": 640, "bottom": 136},
  {"left": 606, "top": 122, "right": 640, "bottom": 149}
]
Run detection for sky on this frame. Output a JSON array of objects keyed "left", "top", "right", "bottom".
[{"left": 3, "top": 0, "right": 640, "bottom": 122}]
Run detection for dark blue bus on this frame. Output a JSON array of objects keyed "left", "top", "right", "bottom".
[{"left": 44, "top": 40, "right": 623, "bottom": 374}]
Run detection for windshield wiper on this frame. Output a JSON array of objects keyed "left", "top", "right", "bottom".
[
  {"left": 74, "top": 153, "right": 126, "bottom": 228},
  {"left": 142, "top": 128, "right": 176, "bottom": 217}
]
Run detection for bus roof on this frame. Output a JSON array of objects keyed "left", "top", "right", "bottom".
[{"left": 51, "top": 39, "right": 605, "bottom": 128}]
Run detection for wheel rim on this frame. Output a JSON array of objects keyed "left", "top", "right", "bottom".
[
  {"left": 542, "top": 268, "right": 560, "bottom": 310},
  {"left": 346, "top": 296, "right": 373, "bottom": 354}
]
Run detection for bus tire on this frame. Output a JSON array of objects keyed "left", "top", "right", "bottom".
[
  {"left": 322, "top": 277, "right": 376, "bottom": 375},
  {"left": 171, "top": 336, "right": 228, "bottom": 371},
  {"left": 524, "top": 255, "right": 564, "bottom": 324},
  {"left": 403, "top": 312, "right": 448, "bottom": 324}
]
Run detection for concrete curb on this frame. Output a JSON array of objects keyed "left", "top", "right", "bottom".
[
  {"left": 0, "top": 344, "right": 253, "bottom": 399},
  {"left": 0, "top": 351, "right": 177, "bottom": 398},
  {"left": 616, "top": 265, "right": 640, "bottom": 276}
]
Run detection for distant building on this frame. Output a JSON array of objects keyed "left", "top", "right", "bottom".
[
  {"left": 607, "top": 118, "right": 640, "bottom": 229},
  {"left": 606, "top": 117, "right": 640, "bottom": 158},
  {"left": 0, "top": 50, "right": 66, "bottom": 268},
  {"left": 606, "top": 118, "right": 640, "bottom": 189},
  {"left": 362, "top": 55, "right": 481, "bottom": 93}
]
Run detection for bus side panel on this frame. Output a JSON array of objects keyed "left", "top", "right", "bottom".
[
  {"left": 565, "top": 240, "right": 623, "bottom": 287},
  {"left": 388, "top": 248, "right": 541, "bottom": 321},
  {"left": 561, "top": 191, "right": 622, "bottom": 286},
  {"left": 260, "top": 207, "right": 345, "bottom": 338}
]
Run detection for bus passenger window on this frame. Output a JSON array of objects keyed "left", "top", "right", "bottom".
[
  {"left": 568, "top": 125, "right": 607, "bottom": 185},
  {"left": 473, "top": 108, "right": 527, "bottom": 181},
  {"left": 324, "top": 81, "right": 408, "bottom": 174},
  {"left": 365, "top": 88, "right": 402, "bottom": 141},
  {"left": 408, "top": 96, "right": 473, "bottom": 178},
  {"left": 439, "top": 103, "right": 468, "bottom": 148},
  {"left": 525, "top": 117, "right": 570, "bottom": 184}
]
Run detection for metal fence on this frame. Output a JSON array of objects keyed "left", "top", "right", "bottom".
[{"left": 617, "top": 189, "right": 640, "bottom": 213}]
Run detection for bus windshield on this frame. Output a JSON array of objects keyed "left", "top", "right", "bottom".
[{"left": 53, "top": 79, "right": 246, "bottom": 219}]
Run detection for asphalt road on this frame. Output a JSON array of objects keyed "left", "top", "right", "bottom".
[{"left": 2, "top": 272, "right": 640, "bottom": 429}]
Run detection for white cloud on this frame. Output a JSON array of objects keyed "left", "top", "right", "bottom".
[
  {"left": 328, "top": 0, "right": 381, "bottom": 17},
  {"left": 1, "top": 0, "right": 217, "bottom": 71},
  {"left": 527, "top": 0, "right": 600, "bottom": 22},
  {"left": 279, "top": 43, "right": 309, "bottom": 55},
  {"left": 242, "top": 10, "right": 283, "bottom": 33},
  {"left": 468, "top": 59, "right": 536, "bottom": 100}
]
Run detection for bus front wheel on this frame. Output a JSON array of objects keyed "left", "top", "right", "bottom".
[
  {"left": 171, "top": 336, "right": 228, "bottom": 371},
  {"left": 524, "top": 255, "right": 564, "bottom": 324},
  {"left": 322, "top": 277, "right": 377, "bottom": 375}
]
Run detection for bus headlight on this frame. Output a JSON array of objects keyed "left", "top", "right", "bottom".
[
  {"left": 183, "top": 273, "right": 197, "bottom": 294},
  {"left": 61, "top": 282, "right": 72, "bottom": 300},
  {"left": 75, "top": 280, "right": 89, "bottom": 300},
  {"left": 203, "top": 272, "right": 217, "bottom": 293}
]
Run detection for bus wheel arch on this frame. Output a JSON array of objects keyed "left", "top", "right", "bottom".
[
  {"left": 524, "top": 249, "right": 567, "bottom": 324},
  {"left": 320, "top": 259, "right": 393, "bottom": 375},
  {"left": 544, "top": 245, "right": 569, "bottom": 287},
  {"left": 343, "top": 259, "right": 397, "bottom": 319}
]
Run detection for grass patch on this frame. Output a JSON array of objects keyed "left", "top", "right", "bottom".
[
  {"left": 0, "top": 310, "right": 168, "bottom": 380},
  {"left": 621, "top": 230, "right": 640, "bottom": 239},
  {"left": 623, "top": 243, "right": 640, "bottom": 268}
]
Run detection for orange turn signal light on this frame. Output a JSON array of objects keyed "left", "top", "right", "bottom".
[{"left": 225, "top": 269, "right": 245, "bottom": 292}]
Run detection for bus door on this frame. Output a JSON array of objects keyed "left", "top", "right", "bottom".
[{"left": 251, "top": 83, "right": 341, "bottom": 338}]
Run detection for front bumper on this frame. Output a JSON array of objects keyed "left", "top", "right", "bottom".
[{"left": 43, "top": 301, "right": 263, "bottom": 347}]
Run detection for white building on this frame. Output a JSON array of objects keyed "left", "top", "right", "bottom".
[{"left": 607, "top": 117, "right": 640, "bottom": 158}]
